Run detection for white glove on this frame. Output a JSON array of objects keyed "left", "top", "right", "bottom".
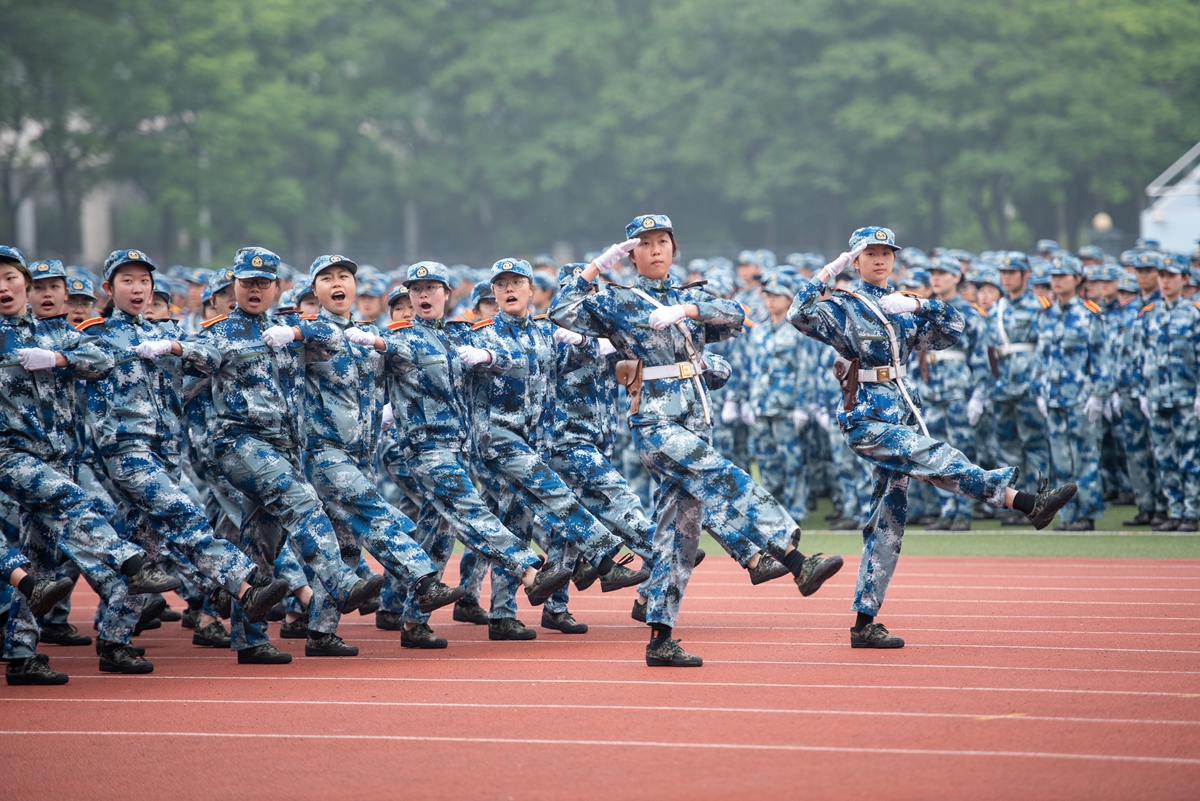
[
  {"left": 381, "top": 403, "right": 395, "bottom": 431},
  {"left": 815, "top": 408, "right": 831, "bottom": 430},
  {"left": 791, "top": 407, "right": 810, "bottom": 430},
  {"left": 553, "top": 328, "right": 586, "bottom": 346},
  {"left": 17, "top": 347, "right": 58, "bottom": 371},
  {"left": 1193, "top": 395, "right": 1200, "bottom": 420},
  {"left": 1036, "top": 396, "right": 1048, "bottom": 417},
  {"left": 967, "top": 395, "right": 985, "bottom": 426},
  {"left": 343, "top": 327, "right": 378, "bottom": 347},
  {"left": 739, "top": 401, "right": 757, "bottom": 428},
  {"left": 1084, "top": 394, "right": 1104, "bottom": 423},
  {"left": 821, "top": 242, "right": 868, "bottom": 280},
  {"left": 648, "top": 305, "right": 688, "bottom": 330},
  {"left": 1139, "top": 396, "right": 1151, "bottom": 419},
  {"left": 592, "top": 239, "right": 640, "bottom": 272},
  {"left": 456, "top": 345, "right": 491, "bottom": 366},
  {"left": 134, "top": 340, "right": 175, "bottom": 360},
  {"left": 1108, "top": 393, "right": 1121, "bottom": 420},
  {"left": 263, "top": 325, "right": 297, "bottom": 348},
  {"left": 879, "top": 294, "right": 921, "bottom": 315},
  {"left": 597, "top": 338, "right": 617, "bottom": 357},
  {"left": 721, "top": 399, "right": 739, "bottom": 424}
]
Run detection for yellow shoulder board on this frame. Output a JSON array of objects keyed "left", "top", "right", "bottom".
[
  {"left": 970, "top": 302, "right": 985, "bottom": 316},
  {"left": 299, "top": 314, "right": 318, "bottom": 321},
  {"left": 386, "top": 320, "right": 412, "bottom": 331},
  {"left": 1138, "top": 304, "right": 1154, "bottom": 317},
  {"left": 743, "top": 319, "right": 754, "bottom": 329},
  {"left": 200, "top": 313, "right": 227, "bottom": 329},
  {"left": 1083, "top": 300, "right": 1101, "bottom": 314},
  {"left": 471, "top": 318, "right": 495, "bottom": 331},
  {"left": 533, "top": 314, "right": 548, "bottom": 321},
  {"left": 1192, "top": 302, "right": 1200, "bottom": 313},
  {"left": 1037, "top": 295, "right": 1052, "bottom": 309},
  {"left": 834, "top": 288, "right": 859, "bottom": 299},
  {"left": 899, "top": 290, "right": 924, "bottom": 299},
  {"left": 75, "top": 317, "right": 105, "bottom": 332}
]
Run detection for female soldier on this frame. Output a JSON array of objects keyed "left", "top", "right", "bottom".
[
  {"left": 551, "top": 216, "right": 842, "bottom": 668},
  {"left": 787, "top": 227, "right": 1077, "bottom": 648}
]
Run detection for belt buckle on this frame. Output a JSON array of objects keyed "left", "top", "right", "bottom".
[
  {"left": 877, "top": 367, "right": 891, "bottom": 381},
  {"left": 677, "top": 362, "right": 695, "bottom": 379}
]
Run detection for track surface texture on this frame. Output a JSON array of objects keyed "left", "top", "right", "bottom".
[{"left": 4, "top": 554, "right": 1199, "bottom": 800}]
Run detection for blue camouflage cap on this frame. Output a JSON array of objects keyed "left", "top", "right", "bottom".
[
  {"left": 999, "top": 251, "right": 1031, "bottom": 271},
  {"left": 29, "top": 259, "right": 67, "bottom": 281},
  {"left": 67, "top": 275, "right": 95, "bottom": 299},
  {"left": 896, "top": 247, "right": 928, "bottom": 268},
  {"left": 532, "top": 254, "right": 557, "bottom": 270},
  {"left": 703, "top": 270, "right": 735, "bottom": 297},
  {"left": 1030, "top": 265, "right": 1052, "bottom": 286},
  {"left": 849, "top": 226, "right": 900, "bottom": 252},
  {"left": 232, "top": 247, "right": 280, "bottom": 280},
  {"left": 276, "top": 289, "right": 296, "bottom": 309},
  {"left": 276, "top": 262, "right": 297, "bottom": 282},
  {"left": 1130, "top": 251, "right": 1165, "bottom": 270},
  {"left": 1190, "top": 268, "right": 1200, "bottom": 288},
  {"left": 947, "top": 248, "right": 974, "bottom": 264},
  {"left": 972, "top": 267, "right": 1002, "bottom": 288},
  {"left": 626, "top": 214, "right": 673, "bottom": 240},
  {"left": 293, "top": 279, "right": 314, "bottom": 299},
  {"left": 900, "top": 267, "right": 931, "bottom": 289},
  {"left": 104, "top": 248, "right": 157, "bottom": 282},
  {"left": 387, "top": 284, "right": 411, "bottom": 307},
  {"left": 470, "top": 281, "right": 495, "bottom": 307},
  {"left": 175, "top": 266, "right": 206, "bottom": 285},
  {"left": 559, "top": 262, "right": 589, "bottom": 284},
  {"left": 309, "top": 254, "right": 358, "bottom": 281},
  {"left": 404, "top": 261, "right": 451, "bottom": 289},
  {"left": 1077, "top": 245, "right": 1106, "bottom": 262},
  {"left": 1047, "top": 254, "right": 1083, "bottom": 276},
  {"left": 358, "top": 275, "right": 388, "bottom": 297},
  {"left": 0, "top": 244, "right": 27, "bottom": 268},
  {"left": 928, "top": 254, "right": 962, "bottom": 278},
  {"left": 1135, "top": 237, "right": 1161, "bottom": 251},
  {"left": 1117, "top": 272, "right": 1139, "bottom": 293},
  {"left": 533, "top": 272, "right": 559, "bottom": 292},
  {"left": 1091, "top": 263, "right": 1123, "bottom": 281},
  {"left": 201, "top": 268, "right": 236, "bottom": 304},
  {"left": 736, "top": 249, "right": 761, "bottom": 268},
  {"left": 1161, "top": 253, "right": 1190, "bottom": 275},
  {"left": 760, "top": 271, "right": 800, "bottom": 297},
  {"left": 756, "top": 249, "right": 778, "bottom": 271},
  {"left": 1035, "top": 239, "right": 1061, "bottom": 256},
  {"left": 490, "top": 258, "right": 533, "bottom": 282}
]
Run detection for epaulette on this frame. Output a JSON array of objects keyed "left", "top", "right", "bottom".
[
  {"left": 200, "top": 314, "right": 227, "bottom": 329},
  {"left": 299, "top": 314, "right": 318, "bottom": 320},
  {"left": 970, "top": 302, "right": 985, "bottom": 316},
  {"left": 75, "top": 317, "right": 105, "bottom": 332},
  {"left": 599, "top": 279, "right": 631, "bottom": 290},
  {"left": 1138, "top": 303, "right": 1154, "bottom": 317},
  {"left": 833, "top": 288, "right": 859, "bottom": 299},
  {"left": 899, "top": 290, "right": 924, "bottom": 299},
  {"left": 386, "top": 320, "right": 413, "bottom": 331},
  {"left": 533, "top": 314, "right": 548, "bottom": 321},
  {"left": 679, "top": 279, "right": 708, "bottom": 290},
  {"left": 1193, "top": 301, "right": 1200, "bottom": 314},
  {"left": 446, "top": 318, "right": 469, "bottom": 326},
  {"left": 1082, "top": 300, "right": 1102, "bottom": 314},
  {"left": 471, "top": 318, "right": 495, "bottom": 331},
  {"left": 743, "top": 319, "right": 755, "bottom": 329},
  {"left": 1037, "top": 295, "right": 1052, "bottom": 309}
]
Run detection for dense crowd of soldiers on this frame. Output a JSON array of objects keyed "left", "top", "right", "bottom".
[{"left": 0, "top": 218, "right": 1193, "bottom": 683}]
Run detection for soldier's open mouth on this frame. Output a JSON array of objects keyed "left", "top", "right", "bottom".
[
  {"left": 418, "top": 301, "right": 433, "bottom": 312},
  {"left": 332, "top": 291, "right": 346, "bottom": 303}
]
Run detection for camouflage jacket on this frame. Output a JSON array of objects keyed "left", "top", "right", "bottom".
[
  {"left": 552, "top": 334, "right": 619, "bottom": 454},
  {"left": 984, "top": 290, "right": 1045, "bottom": 401},
  {"left": 549, "top": 274, "right": 744, "bottom": 432},
  {"left": 747, "top": 317, "right": 815, "bottom": 417},
  {"left": 1109, "top": 296, "right": 1147, "bottom": 396},
  {"left": 910, "top": 295, "right": 988, "bottom": 404},
  {"left": 1031, "top": 295, "right": 1112, "bottom": 408},
  {"left": 381, "top": 315, "right": 473, "bottom": 456},
  {"left": 787, "top": 277, "right": 964, "bottom": 429},
  {"left": 180, "top": 307, "right": 342, "bottom": 450},
  {"left": 304, "top": 309, "right": 387, "bottom": 460},
  {"left": 0, "top": 312, "right": 111, "bottom": 462},
  {"left": 1131, "top": 296, "right": 1200, "bottom": 409}
]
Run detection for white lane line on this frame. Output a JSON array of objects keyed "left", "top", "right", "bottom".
[
  {"left": 605, "top": 597, "right": 1200, "bottom": 606},
  {"left": 1, "top": 730, "right": 1195, "bottom": 765},
  {"left": 523, "top": 610, "right": 1198, "bottom": 622},
  {"left": 693, "top": 583, "right": 1200, "bottom": 592},
  {"left": 6, "top": 697, "right": 1198, "bottom": 728},
  {"left": 57, "top": 675, "right": 1200, "bottom": 697}
]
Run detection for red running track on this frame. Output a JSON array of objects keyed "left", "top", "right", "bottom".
[{"left": 3, "top": 555, "right": 1199, "bottom": 800}]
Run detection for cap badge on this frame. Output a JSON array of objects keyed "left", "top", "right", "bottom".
[
  {"left": 71, "top": 280, "right": 83, "bottom": 290},
  {"left": 330, "top": 255, "right": 342, "bottom": 263},
  {"left": 874, "top": 230, "right": 888, "bottom": 241},
  {"left": 36, "top": 263, "right": 48, "bottom": 272},
  {"left": 225, "top": 270, "right": 235, "bottom": 280},
  {"left": 416, "top": 266, "right": 428, "bottom": 277},
  {"left": 503, "top": 261, "right": 513, "bottom": 270},
  {"left": 573, "top": 267, "right": 583, "bottom": 276},
  {"left": 128, "top": 250, "right": 141, "bottom": 260},
  {"left": 251, "top": 256, "right": 263, "bottom": 267}
]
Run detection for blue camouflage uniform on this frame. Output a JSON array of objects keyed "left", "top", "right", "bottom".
[
  {"left": 787, "top": 227, "right": 1017, "bottom": 618},
  {"left": 551, "top": 218, "right": 801, "bottom": 630}
]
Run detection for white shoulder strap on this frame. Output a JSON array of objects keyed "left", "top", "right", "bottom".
[
  {"left": 853, "top": 291, "right": 929, "bottom": 437},
  {"left": 627, "top": 285, "right": 712, "bottom": 425}
]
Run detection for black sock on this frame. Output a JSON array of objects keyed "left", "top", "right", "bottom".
[
  {"left": 854, "top": 612, "right": 874, "bottom": 632},
  {"left": 1012, "top": 491, "right": 1036, "bottom": 515},
  {"left": 120, "top": 555, "right": 146, "bottom": 578},
  {"left": 781, "top": 549, "right": 806, "bottom": 577},
  {"left": 413, "top": 575, "right": 435, "bottom": 595},
  {"left": 16, "top": 575, "right": 36, "bottom": 600},
  {"left": 596, "top": 555, "right": 615, "bottom": 577},
  {"left": 649, "top": 624, "right": 672, "bottom": 646}
]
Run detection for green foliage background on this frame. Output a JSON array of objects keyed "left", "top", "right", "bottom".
[{"left": 3, "top": 0, "right": 1197, "bottom": 268}]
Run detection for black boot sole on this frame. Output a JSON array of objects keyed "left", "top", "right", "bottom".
[{"left": 417, "top": 585, "right": 466, "bottom": 615}]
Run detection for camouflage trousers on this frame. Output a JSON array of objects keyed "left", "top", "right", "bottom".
[
  {"left": 918, "top": 396, "right": 976, "bottom": 520},
  {"left": 379, "top": 452, "right": 424, "bottom": 616},
  {"left": 395, "top": 448, "right": 541, "bottom": 625},
  {"left": 303, "top": 446, "right": 436, "bottom": 635},
  {"left": 831, "top": 429, "right": 874, "bottom": 522},
  {"left": 1114, "top": 395, "right": 1161, "bottom": 515},
  {"left": 0, "top": 452, "right": 142, "bottom": 656},
  {"left": 1147, "top": 405, "right": 1200, "bottom": 521},
  {"left": 706, "top": 515, "right": 761, "bottom": 567},
  {"left": 753, "top": 416, "right": 809, "bottom": 522},
  {"left": 615, "top": 426, "right": 654, "bottom": 509},
  {"left": 633, "top": 420, "right": 799, "bottom": 628},
  {"left": 842, "top": 419, "right": 1018, "bottom": 616},
  {"left": 1045, "top": 405, "right": 1104, "bottom": 523},
  {"left": 477, "top": 444, "right": 622, "bottom": 620},
  {"left": 216, "top": 435, "right": 362, "bottom": 648},
  {"left": 994, "top": 395, "right": 1051, "bottom": 494}
]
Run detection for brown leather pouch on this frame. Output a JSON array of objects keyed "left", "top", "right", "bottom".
[
  {"left": 918, "top": 351, "right": 929, "bottom": 383},
  {"left": 987, "top": 347, "right": 1000, "bottom": 378},
  {"left": 832, "top": 357, "right": 860, "bottom": 412},
  {"left": 615, "top": 359, "right": 644, "bottom": 414}
]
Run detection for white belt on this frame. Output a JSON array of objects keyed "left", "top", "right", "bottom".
[
  {"left": 997, "top": 343, "right": 1035, "bottom": 357},
  {"left": 642, "top": 362, "right": 704, "bottom": 381},
  {"left": 858, "top": 364, "right": 906, "bottom": 383},
  {"left": 926, "top": 350, "right": 968, "bottom": 364}
]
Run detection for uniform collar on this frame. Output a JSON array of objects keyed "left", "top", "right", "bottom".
[
  {"left": 851, "top": 279, "right": 889, "bottom": 299},
  {"left": 319, "top": 308, "right": 351, "bottom": 328},
  {"left": 636, "top": 275, "right": 677, "bottom": 293},
  {"left": 111, "top": 308, "right": 143, "bottom": 326},
  {"left": 414, "top": 316, "right": 444, "bottom": 330},
  {"left": 497, "top": 309, "right": 530, "bottom": 328},
  {"left": 0, "top": 312, "right": 34, "bottom": 328}
]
